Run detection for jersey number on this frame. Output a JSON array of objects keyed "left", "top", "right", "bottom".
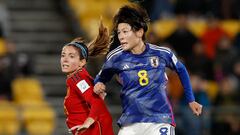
[
  {"left": 138, "top": 70, "right": 149, "bottom": 86},
  {"left": 159, "top": 127, "right": 168, "bottom": 135}
]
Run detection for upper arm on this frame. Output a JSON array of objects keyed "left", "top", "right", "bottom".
[
  {"left": 160, "top": 48, "right": 179, "bottom": 71},
  {"left": 94, "top": 55, "right": 118, "bottom": 84}
]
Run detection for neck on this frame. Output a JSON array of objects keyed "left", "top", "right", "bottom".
[
  {"left": 67, "top": 67, "right": 82, "bottom": 78},
  {"left": 131, "top": 41, "right": 146, "bottom": 54}
]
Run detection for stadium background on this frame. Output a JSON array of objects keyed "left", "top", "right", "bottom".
[{"left": 0, "top": 0, "right": 240, "bottom": 135}]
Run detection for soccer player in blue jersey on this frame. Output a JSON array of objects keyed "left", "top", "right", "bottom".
[{"left": 94, "top": 4, "right": 202, "bottom": 135}]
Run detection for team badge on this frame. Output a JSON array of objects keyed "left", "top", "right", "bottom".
[
  {"left": 150, "top": 56, "right": 159, "bottom": 68},
  {"left": 76, "top": 80, "right": 90, "bottom": 93}
]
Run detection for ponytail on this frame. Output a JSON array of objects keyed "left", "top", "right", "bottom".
[
  {"left": 87, "top": 20, "right": 110, "bottom": 56},
  {"left": 66, "top": 20, "right": 110, "bottom": 60}
]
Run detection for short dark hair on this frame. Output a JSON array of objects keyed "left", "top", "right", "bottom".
[{"left": 113, "top": 4, "right": 150, "bottom": 40}]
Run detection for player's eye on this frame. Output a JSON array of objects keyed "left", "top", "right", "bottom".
[{"left": 70, "top": 55, "right": 74, "bottom": 58}]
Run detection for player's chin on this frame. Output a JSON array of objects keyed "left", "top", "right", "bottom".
[
  {"left": 61, "top": 68, "right": 70, "bottom": 74},
  {"left": 121, "top": 46, "right": 130, "bottom": 51}
]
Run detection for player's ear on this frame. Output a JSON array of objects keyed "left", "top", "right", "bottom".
[
  {"left": 136, "top": 28, "right": 144, "bottom": 38},
  {"left": 79, "top": 59, "right": 86, "bottom": 68}
]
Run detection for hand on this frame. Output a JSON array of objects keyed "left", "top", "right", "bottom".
[
  {"left": 68, "top": 125, "right": 88, "bottom": 135},
  {"left": 189, "top": 101, "right": 203, "bottom": 116},
  {"left": 99, "top": 92, "right": 107, "bottom": 100},
  {"left": 68, "top": 125, "right": 81, "bottom": 134},
  {"left": 68, "top": 117, "right": 95, "bottom": 135},
  {"left": 74, "top": 125, "right": 89, "bottom": 135},
  {"left": 94, "top": 82, "right": 106, "bottom": 95}
]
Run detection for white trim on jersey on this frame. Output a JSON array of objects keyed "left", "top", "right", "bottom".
[
  {"left": 171, "top": 54, "right": 178, "bottom": 65},
  {"left": 149, "top": 44, "right": 172, "bottom": 51},
  {"left": 106, "top": 46, "right": 122, "bottom": 59},
  {"left": 149, "top": 44, "right": 171, "bottom": 54},
  {"left": 149, "top": 44, "right": 178, "bottom": 66},
  {"left": 107, "top": 46, "right": 122, "bottom": 58},
  {"left": 106, "top": 46, "right": 123, "bottom": 61},
  {"left": 158, "top": 46, "right": 172, "bottom": 52},
  {"left": 164, "top": 72, "right": 168, "bottom": 80}
]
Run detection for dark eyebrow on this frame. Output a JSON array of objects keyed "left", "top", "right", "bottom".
[
  {"left": 121, "top": 28, "right": 129, "bottom": 30},
  {"left": 69, "top": 52, "right": 76, "bottom": 55}
]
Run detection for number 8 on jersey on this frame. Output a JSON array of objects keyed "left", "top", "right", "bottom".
[{"left": 138, "top": 70, "right": 149, "bottom": 86}]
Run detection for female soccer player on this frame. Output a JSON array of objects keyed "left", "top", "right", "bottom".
[
  {"left": 94, "top": 4, "right": 203, "bottom": 135},
  {"left": 60, "top": 21, "right": 114, "bottom": 135}
]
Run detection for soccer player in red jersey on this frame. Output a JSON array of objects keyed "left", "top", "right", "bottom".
[{"left": 60, "top": 21, "right": 114, "bottom": 135}]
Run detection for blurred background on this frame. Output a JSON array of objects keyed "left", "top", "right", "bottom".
[{"left": 0, "top": 0, "right": 239, "bottom": 135}]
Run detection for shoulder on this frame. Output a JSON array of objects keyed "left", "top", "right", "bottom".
[
  {"left": 67, "top": 69, "right": 92, "bottom": 93},
  {"left": 67, "top": 72, "right": 81, "bottom": 85},
  {"left": 67, "top": 69, "right": 90, "bottom": 84},
  {"left": 106, "top": 46, "right": 123, "bottom": 61},
  {"left": 148, "top": 43, "right": 172, "bottom": 55}
]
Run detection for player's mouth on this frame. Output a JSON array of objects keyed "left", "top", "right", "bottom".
[
  {"left": 121, "top": 42, "right": 128, "bottom": 47},
  {"left": 62, "top": 64, "right": 69, "bottom": 69}
]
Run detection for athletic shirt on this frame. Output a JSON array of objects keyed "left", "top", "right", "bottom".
[
  {"left": 64, "top": 68, "right": 112, "bottom": 128},
  {"left": 95, "top": 43, "right": 195, "bottom": 127}
]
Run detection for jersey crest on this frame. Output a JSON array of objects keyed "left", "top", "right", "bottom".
[{"left": 150, "top": 56, "right": 159, "bottom": 68}]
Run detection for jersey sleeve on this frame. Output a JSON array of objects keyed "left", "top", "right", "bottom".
[
  {"left": 83, "top": 87, "right": 109, "bottom": 121},
  {"left": 74, "top": 75, "right": 109, "bottom": 121},
  {"left": 165, "top": 50, "right": 195, "bottom": 103},
  {"left": 94, "top": 57, "right": 117, "bottom": 84}
]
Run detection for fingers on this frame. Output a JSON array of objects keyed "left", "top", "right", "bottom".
[
  {"left": 99, "top": 92, "right": 107, "bottom": 99},
  {"left": 76, "top": 126, "right": 88, "bottom": 135},
  {"left": 198, "top": 104, "right": 203, "bottom": 115},
  {"left": 94, "top": 82, "right": 106, "bottom": 95},
  {"left": 194, "top": 110, "right": 200, "bottom": 116},
  {"left": 189, "top": 102, "right": 203, "bottom": 116},
  {"left": 69, "top": 125, "right": 86, "bottom": 135},
  {"left": 68, "top": 125, "right": 80, "bottom": 133},
  {"left": 194, "top": 104, "right": 203, "bottom": 116},
  {"left": 94, "top": 88, "right": 103, "bottom": 95}
]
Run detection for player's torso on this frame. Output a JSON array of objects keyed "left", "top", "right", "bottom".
[
  {"left": 118, "top": 53, "right": 167, "bottom": 91},
  {"left": 64, "top": 85, "right": 90, "bottom": 115},
  {"left": 64, "top": 70, "right": 92, "bottom": 120},
  {"left": 113, "top": 45, "right": 174, "bottom": 125},
  {"left": 117, "top": 48, "right": 170, "bottom": 108}
]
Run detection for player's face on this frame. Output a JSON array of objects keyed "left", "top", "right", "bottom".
[
  {"left": 60, "top": 46, "right": 83, "bottom": 74},
  {"left": 117, "top": 23, "right": 143, "bottom": 52}
]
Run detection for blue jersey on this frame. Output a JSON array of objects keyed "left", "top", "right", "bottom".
[{"left": 94, "top": 43, "right": 195, "bottom": 127}]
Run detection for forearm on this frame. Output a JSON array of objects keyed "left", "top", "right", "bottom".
[
  {"left": 88, "top": 95, "right": 108, "bottom": 120},
  {"left": 82, "top": 117, "right": 95, "bottom": 128},
  {"left": 84, "top": 89, "right": 108, "bottom": 121},
  {"left": 68, "top": 117, "right": 95, "bottom": 133},
  {"left": 94, "top": 67, "right": 115, "bottom": 84},
  {"left": 176, "top": 62, "right": 195, "bottom": 102}
]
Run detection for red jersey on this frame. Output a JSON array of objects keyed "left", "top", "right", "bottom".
[{"left": 64, "top": 68, "right": 114, "bottom": 135}]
